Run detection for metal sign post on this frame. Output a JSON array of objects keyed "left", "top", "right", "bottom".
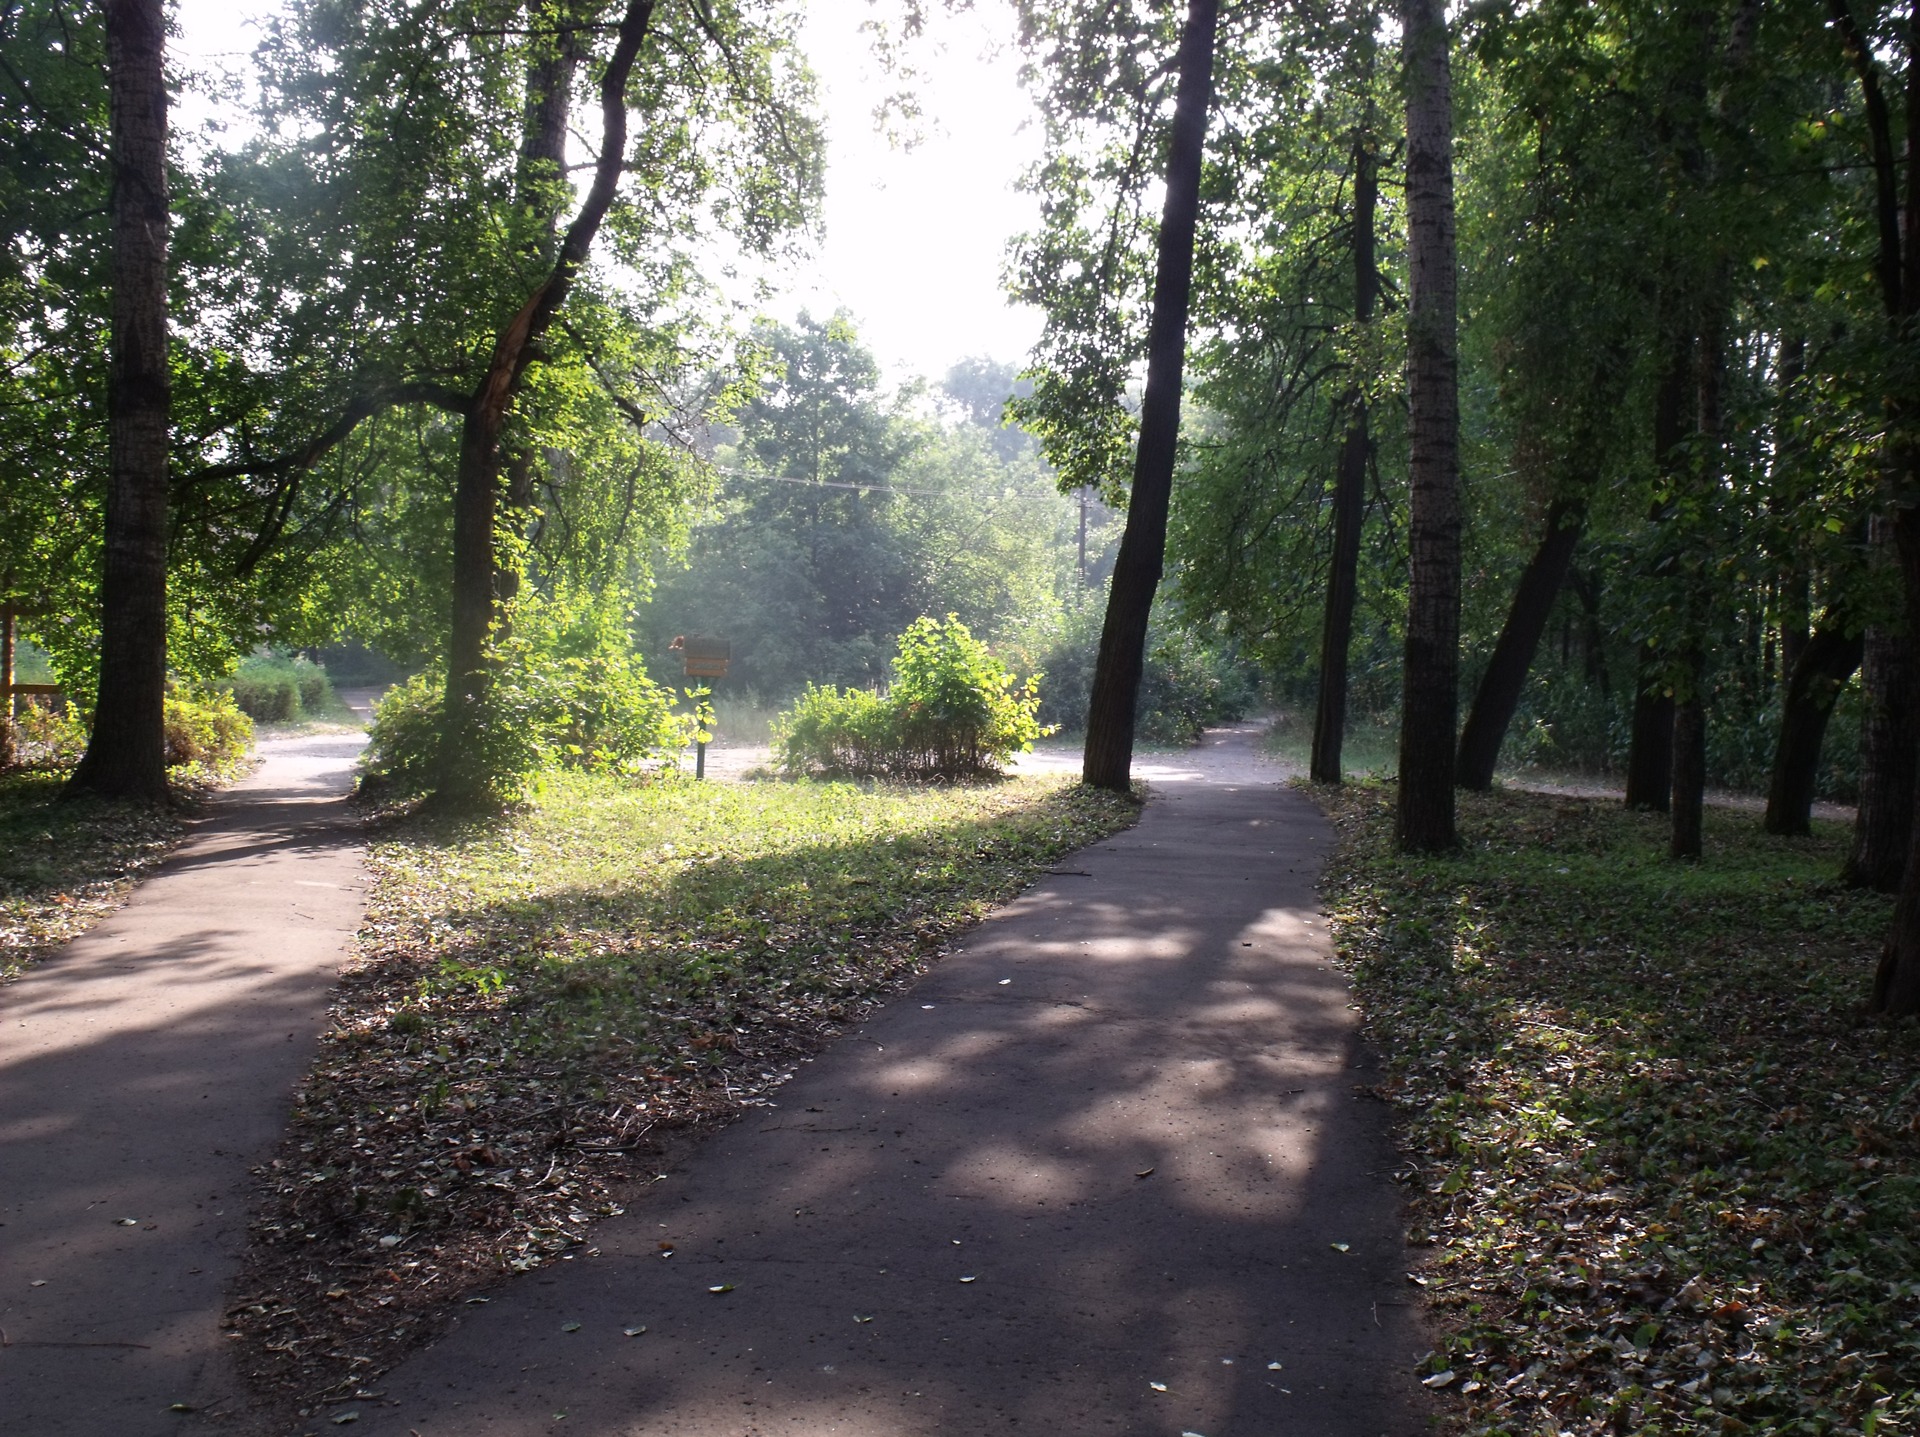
[{"left": 669, "top": 636, "right": 731, "bottom": 780}]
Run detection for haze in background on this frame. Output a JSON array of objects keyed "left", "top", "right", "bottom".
[{"left": 171, "top": 0, "right": 1047, "bottom": 384}]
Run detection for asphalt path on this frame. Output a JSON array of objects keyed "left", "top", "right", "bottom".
[
  {"left": 352, "top": 725, "right": 1427, "bottom": 1437},
  {"left": 0, "top": 732, "right": 368, "bottom": 1435}
]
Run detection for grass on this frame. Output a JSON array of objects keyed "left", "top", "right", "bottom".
[
  {"left": 1315, "top": 783, "right": 1919, "bottom": 1437},
  {"left": 236, "top": 768, "right": 1138, "bottom": 1414},
  {"left": 0, "top": 772, "right": 182, "bottom": 982},
  {"left": 1266, "top": 708, "right": 1401, "bottom": 776}
]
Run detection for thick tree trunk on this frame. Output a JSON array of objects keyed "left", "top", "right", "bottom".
[
  {"left": 67, "top": 0, "right": 170, "bottom": 805},
  {"left": 1625, "top": 652, "right": 1675, "bottom": 811},
  {"left": 1763, "top": 621, "right": 1862, "bottom": 836},
  {"left": 1394, "top": 0, "right": 1461, "bottom": 852},
  {"left": 1454, "top": 497, "right": 1585, "bottom": 790},
  {"left": 1082, "top": 0, "right": 1219, "bottom": 792},
  {"left": 1670, "top": 677, "right": 1707, "bottom": 859},
  {"left": 1872, "top": 506, "right": 1920, "bottom": 1013},
  {"left": 1823, "top": 0, "right": 1920, "bottom": 1011},
  {"left": 1310, "top": 126, "right": 1378, "bottom": 786},
  {"left": 1844, "top": 621, "right": 1916, "bottom": 890},
  {"left": 439, "top": 0, "right": 655, "bottom": 800}
]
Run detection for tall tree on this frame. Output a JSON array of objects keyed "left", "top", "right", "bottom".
[
  {"left": 1844, "top": 616, "right": 1915, "bottom": 889},
  {"left": 440, "top": 0, "right": 657, "bottom": 802},
  {"left": 66, "top": 0, "right": 169, "bottom": 802},
  {"left": 1311, "top": 110, "right": 1380, "bottom": 785},
  {"left": 1763, "top": 615, "right": 1861, "bottom": 835},
  {"left": 1395, "top": 0, "right": 1461, "bottom": 851},
  {"left": 1081, "top": 0, "right": 1219, "bottom": 792},
  {"left": 1821, "top": 0, "right": 1920, "bottom": 1012}
]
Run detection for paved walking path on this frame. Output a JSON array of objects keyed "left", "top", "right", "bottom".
[
  {"left": 354, "top": 725, "right": 1427, "bottom": 1437},
  {"left": 0, "top": 733, "right": 368, "bottom": 1435}
]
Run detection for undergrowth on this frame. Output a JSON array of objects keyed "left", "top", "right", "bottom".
[
  {"left": 1318, "top": 783, "right": 1918, "bottom": 1437},
  {"left": 235, "top": 769, "right": 1136, "bottom": 1417},
  {"left": 0, "top": 772, "right": 182, "bottom": 981}
]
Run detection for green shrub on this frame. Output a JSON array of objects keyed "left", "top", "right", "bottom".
[
  {"left": 361, "top": 583, "right": 694, "bottom": 804},
  {"left": 4, "top": 688, "right": 252, "bottom": 778},
  {"left": 228, "top": 653, "right": 340, "bottom": 723},
  {"left": 164, "top": 686, "right": 254, "bottom": 778},
  {"left": 773, "top": 615, "right": 1047, "bottom": 779},
  {"left": 1028, "top": 602, "right": 1259, "bottom": 743},
  {"left": 11, "top": 699, "right": 86, "bottom": 769}
]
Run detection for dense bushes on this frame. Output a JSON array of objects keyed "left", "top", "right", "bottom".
[
  {"left": 164, "top": 686, "right": 255, "bottom": 778},
  {"left": 360, "top": 584, "right": 695, "bottom": 803},
  {"left": 4, "top": 686, "right": 252, "bottom": 779},
  {"left": 773, "top": 616, "right": 1047, "bottom": 779},
  {"left": 227, "top": 653, "right": 339, "bottom": 723},
  {"left": 1026, "top": 602, "right": 1260, "bottom": 744}
]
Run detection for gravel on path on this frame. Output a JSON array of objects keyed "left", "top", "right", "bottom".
[
  {"left": 0, "top": 733, "right": 369, "bottom": 1436},
  {"left": 348, "top": 724, "right": 1426, "bottom": 1437}
]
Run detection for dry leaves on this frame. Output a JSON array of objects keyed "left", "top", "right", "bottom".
[{"left": 230, "top": 770, "right": 1134, "bottom": 1418}]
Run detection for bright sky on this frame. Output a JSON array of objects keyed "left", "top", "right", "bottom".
[{"left": 171, "top": 0, "right": 1048, "bottom": 386}]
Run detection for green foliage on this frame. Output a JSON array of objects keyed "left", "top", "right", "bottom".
[
  {"left": 6, "top": 688, "right": 252, "bottom": 781},
  {"left": 162, "top": 687, "right": 255, "bottom": 779},
  {"left": 1023, "top": 600, "right": 1259, "bottom": 744},
  {"left": 358, "top": 673, "right": 451, "bottom": 799},
  {"left": 10, "top": 701, "right": 86, "bottom": 770},
  {"left": 1320, "top": 784, "right": 1918, "bottom": 1436},
  {"left": 772, "top": 616, "right": 1048, "bottom": 779},
  {"left": 227, "top": 654, "right": 340, "bottom": 723},
  {"left": 362, "top": 584, "right": 694, "bottom": 802},
  {"left": 639, "top": 316, "right": 1087, "bottom": 704}
]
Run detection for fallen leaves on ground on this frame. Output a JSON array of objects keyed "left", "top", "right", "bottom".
[
  {"left": 1317, "top": 783, "right": 1920, "bottom": 1437},
  {"left": 0, "top": 772, "right": 183, "bottom": 982},
  {"left": 231, "top": 769, "right": 1135, "bottom": 1418}
]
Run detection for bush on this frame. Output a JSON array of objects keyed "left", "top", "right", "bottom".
[
  {"left": 361, "top": 583, "right": 695, "bottom": 804},
  {"left": 165, "top": 685, "right": 255, "bottom": 778},
  {"left": 1028, "top": 602, "right": 1260, "bottom": 744},
  {"left": 2, "top": 687, "right": 252, "bottom": 779},
  {"left": 773, "top": 616, "right": 1047, "bottom": 779},
  {"left": 10, "top": 699, "right": 86, "bottom": 769},
  {"left": 228, "top": 653, "right": 340, "bottom": 723}
]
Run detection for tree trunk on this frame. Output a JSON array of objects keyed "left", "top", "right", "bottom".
[
  {"left": 67, "top": 0, "right": 170, "bottom": 805},
  {"left": 1872, "top": 506, "right": 1920, "bottom": 1012},
  {"left": 0, "top": 603, "right": 16, "bottom": 771},
  {"left": 1670, "top": 676, "right": 1706, "bottom": 859},
  {"left": 1822, "top": 0, "right": 1920, "bottom": 1011},
  {"left": 1454, "top": 497, "right": 1585, "bottom": 790},
  {"left": 439, "top": 0, "right": 656, "bottom": 800},
  {"left": 1625, "top": 650, "right": 1675, "bottom": 811},
  {"left": 1310, "top": 123, "right": 1378, "bottom": 786},
  {"left": 1394, "top": 0, "right": 1461, "bottom": 852},
  {"left": 1844, "top": 621, "right": 1915, "bottom": 890},
  {"left": 1081, "top": 0, "right": 1219, "bottom": 792},
  {"left": 1763, "top": 620, "right": 1862, "bottom": 836}
]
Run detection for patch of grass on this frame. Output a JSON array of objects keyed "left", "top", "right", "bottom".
[
  {"left": 237, "top": 769, "right": 1137, "bottom": 1410},
  {"left": 1316, "top": 783, "right": 1919, "bottom": 1437},
  {"left": 0, "top": 773, "right": 182, "bottom": 982},
  {"left": 1265, "top": 709, "right": 1400, "bottom": 776}
]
